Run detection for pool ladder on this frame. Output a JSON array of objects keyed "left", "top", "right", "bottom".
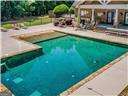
[{"left": 1, "top": 62, "right": 10, "bottom": 71}]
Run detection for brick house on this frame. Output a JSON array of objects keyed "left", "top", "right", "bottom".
[{"left": 73, "top": 0, "right": 128, "bottom": 27}]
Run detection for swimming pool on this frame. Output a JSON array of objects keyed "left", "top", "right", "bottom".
[{"left": 1, "top": 35, "right": 128, "bottom": 96}]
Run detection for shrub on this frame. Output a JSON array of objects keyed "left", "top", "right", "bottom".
[{"left": 53, "top": 4, "right": 69, "bottom": 17}]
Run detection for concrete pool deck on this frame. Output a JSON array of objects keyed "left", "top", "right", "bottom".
[
  {"left": 1, "top": 23, "right": 128, "bottom": 96},
  {"left": 63, "top": 53, "right": 128, "bottom": 96}
]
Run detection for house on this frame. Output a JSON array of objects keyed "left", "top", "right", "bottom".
[{"left": 73, "top": 0, "right": 128, "bottom": 27}]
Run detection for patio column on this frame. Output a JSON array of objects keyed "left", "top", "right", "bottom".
[
  {"left": 91, "top": 9, "right": 95, "bottom": 22},
  {"left": 77, "top": 7, "right": 81, "bottom": 26},
  {"left": 113, "top": 9, "right": 119, "bottom": 28}
]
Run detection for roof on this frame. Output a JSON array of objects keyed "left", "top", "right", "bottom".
[
  {"left": 72, "top": 0, "right": 85, "bottom": 8},
  {"left": 72, "top": 0, "right": 128, "bottom": 8}
]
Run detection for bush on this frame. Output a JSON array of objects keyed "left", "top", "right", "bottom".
[{"left": 53, "top": 4, "right": 69, "bottom": 16}]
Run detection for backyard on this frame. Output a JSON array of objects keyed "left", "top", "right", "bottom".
[{"left": 1, "top": 0, "right": 128, "bottom": 96}]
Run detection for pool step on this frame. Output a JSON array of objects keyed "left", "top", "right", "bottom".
[
  {"left": 1, "top": 48, "right": 43, "bottom": 70},
  {"left": 30, "top": 91, "right": 42, "bottom": 96}
]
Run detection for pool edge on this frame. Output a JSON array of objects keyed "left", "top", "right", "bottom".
[{"left": 60, "top": 52, "right": 128, "bottom": 96}]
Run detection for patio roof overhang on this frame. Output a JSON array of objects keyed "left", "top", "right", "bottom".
[{"left": 80, "top": 4, "right": 128, "bottom": 9}]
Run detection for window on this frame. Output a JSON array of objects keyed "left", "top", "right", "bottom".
[
  {"left": 80, "top": 10, "right": 84, "bottom": 16},
  {"left": 80, "top": 10, "right": 89, "bottom": 16}
]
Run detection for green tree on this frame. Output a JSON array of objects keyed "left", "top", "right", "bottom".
[{"left": 1, "top": 1, "right": 74, "bottom": 22}]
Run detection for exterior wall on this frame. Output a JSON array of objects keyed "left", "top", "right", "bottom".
[
  {"left": 81, "top": 0, "right": 128, "bottom": 5},
  {"left": 110, "top": 1, "right": 128, "bottom": 4},
  {"left": 79, "top": 8, "right": 128, "bottom": 25},
  {"left": 75, "top": 0, "right": 128, "bottom": 26}
]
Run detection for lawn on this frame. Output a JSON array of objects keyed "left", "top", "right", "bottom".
[{"left": 1, "top": 16, "right": 52, "bottom": 29}]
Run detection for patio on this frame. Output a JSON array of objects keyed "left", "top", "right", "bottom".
[{"left": 98, "top": 23, "right": 128, "bottom": 30}]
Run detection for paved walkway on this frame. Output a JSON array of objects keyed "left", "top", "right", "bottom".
[
  {"left": 1, "top": 24, "right": 53, "bottom": 58},
  {"left": 1, "top": 23, "right": 128, "bottom": 96}
]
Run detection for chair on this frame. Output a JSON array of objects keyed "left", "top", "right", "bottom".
[
  {"left": 19, "top": 23, "right": 27, "bottom": 29},
  {"left": 12, "top": 21, "right": 20, "bottom": 30},
  {"left": 106, "top": 28, "right": 128, "bottom": 36},
  {"left": 105, "top": 30, "right": 128, "bottom": 37},
  {"left": 85, "top": 21, "right": 96, "bottom": 30},
  {"left": 1, "top": 27, "right": 8, "bottom": 32}
]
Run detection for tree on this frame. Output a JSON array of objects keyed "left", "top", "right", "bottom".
[
  {"left": 53, "top": 4, "right": 69, "bottom": 17},
  {"left": 1, "top": 1, "right": 74, "bottom": 22}
]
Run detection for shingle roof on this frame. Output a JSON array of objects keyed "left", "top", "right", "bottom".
[{"left": 72, "top": 0, "right": 128, "bottom": 8}]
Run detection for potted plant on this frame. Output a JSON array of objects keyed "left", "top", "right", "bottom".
[{"left": 53, "top": 4, "right": 69, "bottom": 18}]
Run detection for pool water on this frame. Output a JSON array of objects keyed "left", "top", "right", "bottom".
[{"left": 2, "top": 35, "right": 128, "bottom": 96}]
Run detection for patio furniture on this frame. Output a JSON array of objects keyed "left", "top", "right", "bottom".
[
  {"left": 65, "top": 18, "right": 72, "bottom": 26},
  {"left": 106, "top": 28, "right": 128, "bottom": 36},
  {"left": 107, "top": 27, "right": 128, "bottom": 33},
  {"left": 58, "top": 21, "right": 66, "bottom": 28},
  {"left": 82, "top": 22, "right": 89, "bottom": 29},
  {"left": 19, "top": 23, "right": 27, "bottom": 29},
  {"left": 53, "top": 19, "right": 59, "bottom": 26},
  {"left": 1, "top": 27, "right": 8, "bottom": 32},
  {"left": 12, "top": 21, "right": 20, "bottom": 30},
  {"left": 53, "top": 18, "right": 66, "bottom": 27},
  {"left": 85, "top": 21, "right": 96, "bottom": 30},
  {"left": 75, "top": 20, "right": 89, "bottom": 31},
  {"left": 104, "top": 30, "right": 128, "bottom": 36}
]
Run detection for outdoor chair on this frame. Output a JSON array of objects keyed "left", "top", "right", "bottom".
[
  {"left": 85, "top": 21, "right": 96, "bottom": 30},
  {"left": 1, "top": 27, "right": 8, "bottom": 32},
  {"left": 12, "top": 22, "right": 20, "bottom": 30},
  {"left": 19, "top": 23, "right": 27, "bottom": 29},
  {"left": 105, "top": 28, "right": 128, "bottom": 37},
  {"left": 104, "top": 30, "right": 128, "bottom": 37},
  {"left": 58, "top": 21, "right": 66, "bottom": 28},
  {"left": 53, "top": 18, "right": 59, "bottom": 26},
  {"left": 74, "top": 22, "right": 89, "bottom": 31},
  {"left": 65, "top": 18, "right": 72, "bottom": 26},
  {"left": 82, "top": 22, "right": 89, "bottom": 29}
]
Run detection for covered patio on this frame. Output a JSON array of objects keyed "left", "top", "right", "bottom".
[{"left": 77, "top": 2, "right": 128, "bottom": 28}]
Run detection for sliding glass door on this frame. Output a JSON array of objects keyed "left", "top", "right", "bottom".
[{"left": 125, "top": 12, "right": 128, "bottom": 25}]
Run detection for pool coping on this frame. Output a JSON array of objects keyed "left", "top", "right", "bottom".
[
  {"left": 54, "top": 30, "right": 128, "bottom": 46},
  {"left": 1, "top": 37, "right": 42, "bottom": 60},
  {"left": 60, "top": 52, "right": 128, "bottom": 96},
  {"left": 1, "top": 30, "right": 66, "bottom": 60}
]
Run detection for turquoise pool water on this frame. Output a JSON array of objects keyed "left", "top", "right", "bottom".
[{"left": 2, "top": 35, "right": 128, "bottom": 96}]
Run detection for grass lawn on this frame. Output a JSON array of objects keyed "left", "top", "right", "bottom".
[{"left": 1, "top": 16, "right": 52, "bottom": 29}]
